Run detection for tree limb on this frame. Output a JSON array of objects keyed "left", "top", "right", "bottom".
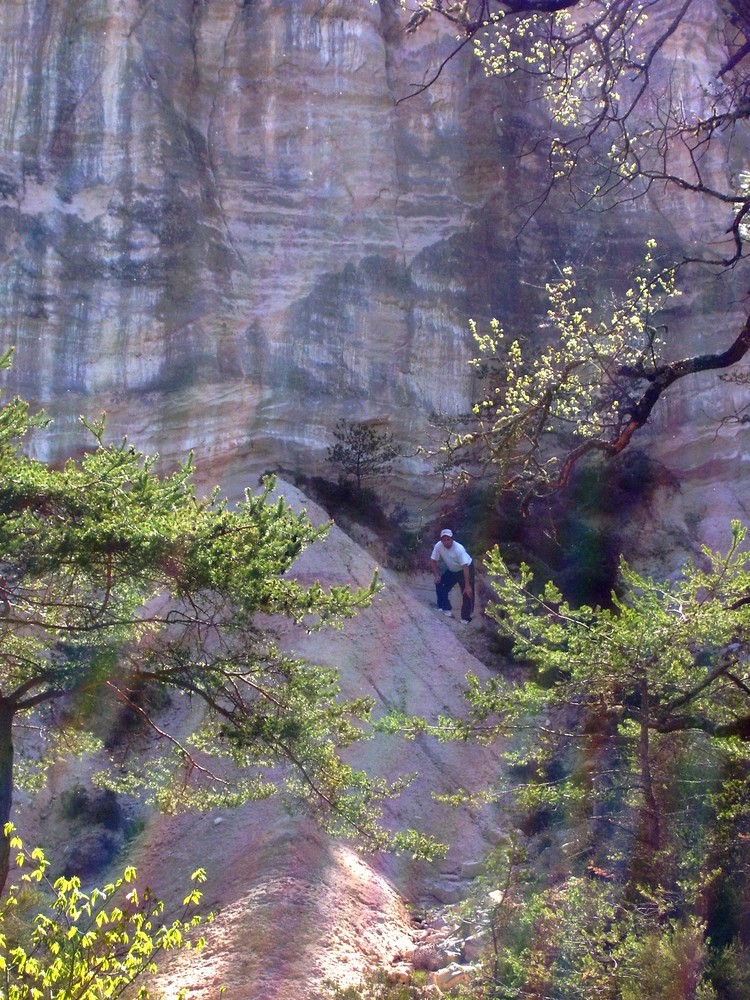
[{"left": 552, "top": 308, "right": 750, "bottom": 493}]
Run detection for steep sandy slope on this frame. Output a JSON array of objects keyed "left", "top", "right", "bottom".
[{"left": 119, "top": 480, "right": 508, "bottom": 999}]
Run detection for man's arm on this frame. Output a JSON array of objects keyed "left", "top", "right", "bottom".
[
  {"left": 432, "top": 558, "right": 442, "bottom": 581},
  {"left": 463, "top": 563, "right": 472, "bottom": 594}
]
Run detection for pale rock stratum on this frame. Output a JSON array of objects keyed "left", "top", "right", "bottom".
[
  {"left": 0, "top": 0, "right": 746, "bottom": 536},
  {"left": 141, "top": 481, "right": 510, "bottom": 997}
]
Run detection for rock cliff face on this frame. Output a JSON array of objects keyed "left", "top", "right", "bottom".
[
  {"left": 0, "top": 0, "right": 746, "bottom": 526},
  {"left": 3, "top": 5, "right": 747, "bottom": 993}
]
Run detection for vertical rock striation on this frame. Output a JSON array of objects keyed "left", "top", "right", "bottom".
[{"left": 0, "top": 0, "right": 745, "bottom": 524}]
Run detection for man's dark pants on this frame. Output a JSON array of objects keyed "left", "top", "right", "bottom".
[{"left": 435, "top": 564, "right": 475, "bottom": 621}]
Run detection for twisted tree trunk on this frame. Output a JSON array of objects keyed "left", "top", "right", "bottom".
[{"left": 0, "top": 701, "right": 14, "bottom": 894}]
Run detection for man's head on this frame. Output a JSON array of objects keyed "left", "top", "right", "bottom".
[{"left": 440, "top": 528, "right": 454, "bottom": 548}]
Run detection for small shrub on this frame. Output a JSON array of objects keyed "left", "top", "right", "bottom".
[
  {"left": 326, "top": 419, "right": 401, "bottom": 492},
  {"left": 0, "top": 826, "right": 213, "bottom": 999},
  {"left": 294, "top": 474, "right": 424, "bottom": 572},
  {"left": 58, "top": 784, "right": 122, "bottom": 831},
  {"left": 707, "top": 941, "right": 750, "bottom": 1000}
]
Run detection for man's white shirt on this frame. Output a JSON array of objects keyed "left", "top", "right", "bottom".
[{"left": 431, "top": 540, "right": 472, "bottom": 573}]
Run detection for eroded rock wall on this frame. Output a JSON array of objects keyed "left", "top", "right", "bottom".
[{"left": 0, "top": 0, "right": 746, "bottom": 530}]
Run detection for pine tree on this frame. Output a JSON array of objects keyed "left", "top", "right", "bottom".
[
  {"left": 0, "top": 352, "right": 435, "bottom": 892},
  {"left": 327, "top": 420, "right": 401, "bottom": 493}
]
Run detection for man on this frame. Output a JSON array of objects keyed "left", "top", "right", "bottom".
[{"left": 431, "top": 528, "right": 474, "bottom": 623}]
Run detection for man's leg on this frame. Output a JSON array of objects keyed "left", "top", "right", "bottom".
[
  {"left": 435, "top": 576, "right": 447, "bottom": 610},
  {"left": 460, "top": 563, "right": 476, "bottom": 622},
  {"left": 436, "top": 570, "right": 460, "bottom": 612}
]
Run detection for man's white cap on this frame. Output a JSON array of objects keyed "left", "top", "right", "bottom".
[{"left": 440, "top": 529, "right": 453, "bottom": 538}]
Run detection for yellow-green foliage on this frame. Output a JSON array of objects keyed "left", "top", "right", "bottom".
[
  {"left": 471, "top": 1, "right": 654, "bottom": 182},
  {"left": 0, "top": 826, "right": 213, "bottom": 999},
  {"left": 447, "top": 245, "right": 679, "bottom": 493}
]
